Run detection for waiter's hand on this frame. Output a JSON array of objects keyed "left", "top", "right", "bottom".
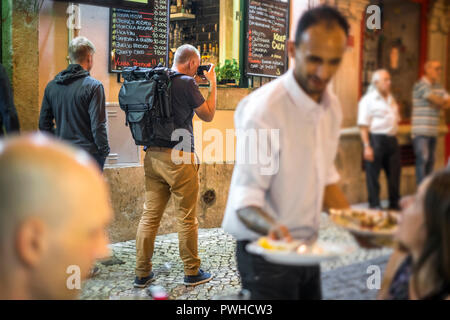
[
  {"left": 268, "top": 224, "right": 293, "bottom": 242},
  {"left": 363, "top": 145, "right": 374, "bottom": 162}
]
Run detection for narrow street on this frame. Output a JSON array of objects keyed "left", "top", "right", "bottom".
[{"left": 81, "top": 214, "right": 392, "bottom": 300}]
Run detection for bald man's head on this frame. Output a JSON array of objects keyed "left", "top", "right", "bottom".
[
  {"left": 173, "top": 44, "right": 200, "bottom": 77},
  {"left": 424, "top": 60, "right": 442, "bottom": 84},
  {"left": 371, "top": 69, "right": 391, "bottom": 96},
  {"left": 0, "top": 134, "right": 112, "bottom": 299}
]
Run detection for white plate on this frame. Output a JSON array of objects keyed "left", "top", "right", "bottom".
[
  {"left": 329, "top": 209, "right": 398, "bottom": 238},
  {"left": 246, "top": 241, "right": 356, "bottom": 266}
]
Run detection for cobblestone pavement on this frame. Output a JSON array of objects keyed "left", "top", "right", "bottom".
[
  {"left": 322, "top": 255, "right": 389, "bottom": 300},
  {"left": 80, "top": 214, "right": 393, "bottom": 300}
]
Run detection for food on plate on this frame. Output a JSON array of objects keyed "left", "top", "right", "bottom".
[
  {"left": 257, "top": 237, "right": 324, "bottom": 255},
  {"left": 329, "top": 208, "right": 399, "bottom": 232},
  {"left": 257, "top": 237, "right": 298, "bottom": 251}
]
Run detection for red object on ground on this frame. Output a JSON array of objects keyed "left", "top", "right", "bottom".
[{"left": 148, "top": 285, "right": 169, "bottom": 300}]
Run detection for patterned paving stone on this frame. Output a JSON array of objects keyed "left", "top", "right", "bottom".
[{"left": 80, "top": 213, "right": 392, "bottom": 300}]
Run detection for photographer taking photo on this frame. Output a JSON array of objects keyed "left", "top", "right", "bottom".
[{"left": 134, "top": 44, "right": 217, "bottom": 288}]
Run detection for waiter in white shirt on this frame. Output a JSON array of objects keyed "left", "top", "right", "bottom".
[
  {"left": 222, "top": 6, "right": 354, "bottom": 300},
  {"left": 358, "top": 70, "right": 401, "bottom": 210}
]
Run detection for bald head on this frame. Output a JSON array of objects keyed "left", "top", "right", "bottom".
[
  {"left": 371, "top": 69, "right": 391, "bottom": 96},
  {"left": 0, "top": 134, "right": 112, "bottom": 299},
  {"left": 0, "top": 134, "right": 104, "bottom": 235},
  {"left": 174, "top": 44, "right": 200, "bottom": 66},
  {"left": 424, "top": 60, "right": 442, "bottom": 84},
  {"left": 173, "top": 44, "right": 200, "bottom": 77}
]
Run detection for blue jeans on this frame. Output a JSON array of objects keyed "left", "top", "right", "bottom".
[{"left": 413, "top": 136, "right": 437, "bottom": 185}]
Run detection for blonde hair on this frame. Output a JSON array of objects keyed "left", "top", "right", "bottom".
[{"left": 68, "top": 36, "right": 96, "bottom": 64}]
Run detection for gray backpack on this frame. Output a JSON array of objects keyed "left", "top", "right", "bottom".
[{"left": 118, "top": 65, "right": 181, "bottom": 146}]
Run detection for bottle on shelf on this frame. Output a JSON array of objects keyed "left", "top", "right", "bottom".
[
  {"left": 173, "top": 23, "right": 181, "bottom": 49},
  {"left": 210, "top": 43, "right": 219, "bottom": 66},
  {"left": 177, "top": 0, "right": 182, "bottom": 13},
  {"left": 183, "top": 0, "right": 191, "bottom": 14},
  {"left": 170, "top": 0, "right": 177, "bottom": 14},
  {"left": 169, "top": 24, "right": 174, "bottom": 49},
  {"left": 201, "top": 43, "right": 209, "bottom": 65}
]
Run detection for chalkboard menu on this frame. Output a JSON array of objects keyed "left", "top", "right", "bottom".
[
  {"left": 53, "top": 0, "right": 153, "bottom": 10},
  {"left": 109, "top": 0, "right": 169, "bottom": 72},
  {"left": 246, "top": 0, "right": 289, "bottom": 78}
]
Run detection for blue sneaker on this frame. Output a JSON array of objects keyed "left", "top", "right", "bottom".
[
  {"left": 184, "top": 269, "right": 213, "bottom": 286},
  {"left": 134, "top": 272, "right": 155, "bottom": 288}
]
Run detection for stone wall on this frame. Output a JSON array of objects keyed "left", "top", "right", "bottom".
[
  {"left": 9, "top": 1, "right": 40, "bottom": 132},
  {"left": 105, "top": 162, "right": 234, "bottom": 243}
]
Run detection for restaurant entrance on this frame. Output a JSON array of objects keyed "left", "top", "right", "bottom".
[
  {"left": 360, "top": 0, "right": 430, "bottom": 168},
  {"left": 361, "top": 0, "right": 423, "bottom": 121}
]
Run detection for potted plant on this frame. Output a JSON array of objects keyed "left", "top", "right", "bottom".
[{"left": 216, "top": 59, "right": 240, "bottom": 86}]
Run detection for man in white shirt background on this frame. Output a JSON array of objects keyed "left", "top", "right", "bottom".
[
  {"left": 222, "top": 6, "right": 354, "bottom": 300},
  {"left": 357, "top": 70, "right": 401, "bottom": 210}
]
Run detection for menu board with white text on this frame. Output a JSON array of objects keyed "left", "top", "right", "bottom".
[
  {"left": 109, "top": 0, "right": 169, "bottom": 72},
  {"left": 246, "top": 0, "right": 289, "bottom": 78}
]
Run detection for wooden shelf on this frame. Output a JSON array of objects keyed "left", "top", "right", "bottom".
[{"left": 170, "top": 13, "right": 196, "bottom": 21}]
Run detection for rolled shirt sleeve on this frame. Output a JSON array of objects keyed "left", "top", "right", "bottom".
[
  {"left": 357, "top": 96, "right": 371, "bottom": 127},
  {"left": 186, "top": 78, "right": 205, "bottom": 109},
  {"left": 414, "top": 81, "right": 432, "bottom": 100}
]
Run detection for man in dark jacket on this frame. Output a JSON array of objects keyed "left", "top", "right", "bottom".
[
  {"left": 0, "top": 63, "right": 20, "bottom": 135},
  {"left": 39, "top": 36, "right": 110, "bottom": 170}
]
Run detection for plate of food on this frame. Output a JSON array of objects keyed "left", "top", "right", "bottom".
[
  {"left": 246, "top": 237, "right": 356, "bottom": 266},
  {"left": 329, "top": 208, "right": 399, "bottom": 238}
]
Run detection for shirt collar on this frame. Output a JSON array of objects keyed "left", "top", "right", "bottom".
[
  {"left": 421, "top": 76, "right": 432, "bottom": 85},
  {"left": 372, "top": 89, "right": 393, "bottom": 104},
  {"left": 283, "top": 69, "right": 330, "bottom": 113}
]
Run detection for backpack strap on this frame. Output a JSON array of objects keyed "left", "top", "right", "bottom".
[{"left": 166, "top": 71, "right": 184, "bottom": 120}]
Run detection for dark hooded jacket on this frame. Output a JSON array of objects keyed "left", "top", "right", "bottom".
[
  {"left": 39, "top": 64, "right": 110, "bottom": 158},
  {"left": 0, "top": 63, "right": 20, "bottom": 135}
]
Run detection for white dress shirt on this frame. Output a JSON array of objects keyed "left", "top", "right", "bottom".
[
  {"left": 221, "top": 69, "right": 343, "bottom": 241},
  {"left": 357, "top": 89, "right": 400, "bottom": 136}
]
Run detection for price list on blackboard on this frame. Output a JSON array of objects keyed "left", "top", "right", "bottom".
[
  {"left": 109, "top": 0, "right": 169, "bottom": 72},
  {"left": 246, "top": 0, "right": 289, "bottom": 78}
]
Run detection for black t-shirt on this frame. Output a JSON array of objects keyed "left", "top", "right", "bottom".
[{"left": 147, "top": 73, "right": 205, "bottom": 152}]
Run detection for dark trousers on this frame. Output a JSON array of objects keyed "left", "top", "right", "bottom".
[
  {"left": 236, "top": 241, "right": 322, "bottom": 300},
  {"left": 364, "top": 134, "right": 401, "bottom": 209},
  {"left": 92, "top": 153, "right": 106, "bottom": 172},
  {"left": 412, "top": 136, "right": 437, "bottom": 186}
]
